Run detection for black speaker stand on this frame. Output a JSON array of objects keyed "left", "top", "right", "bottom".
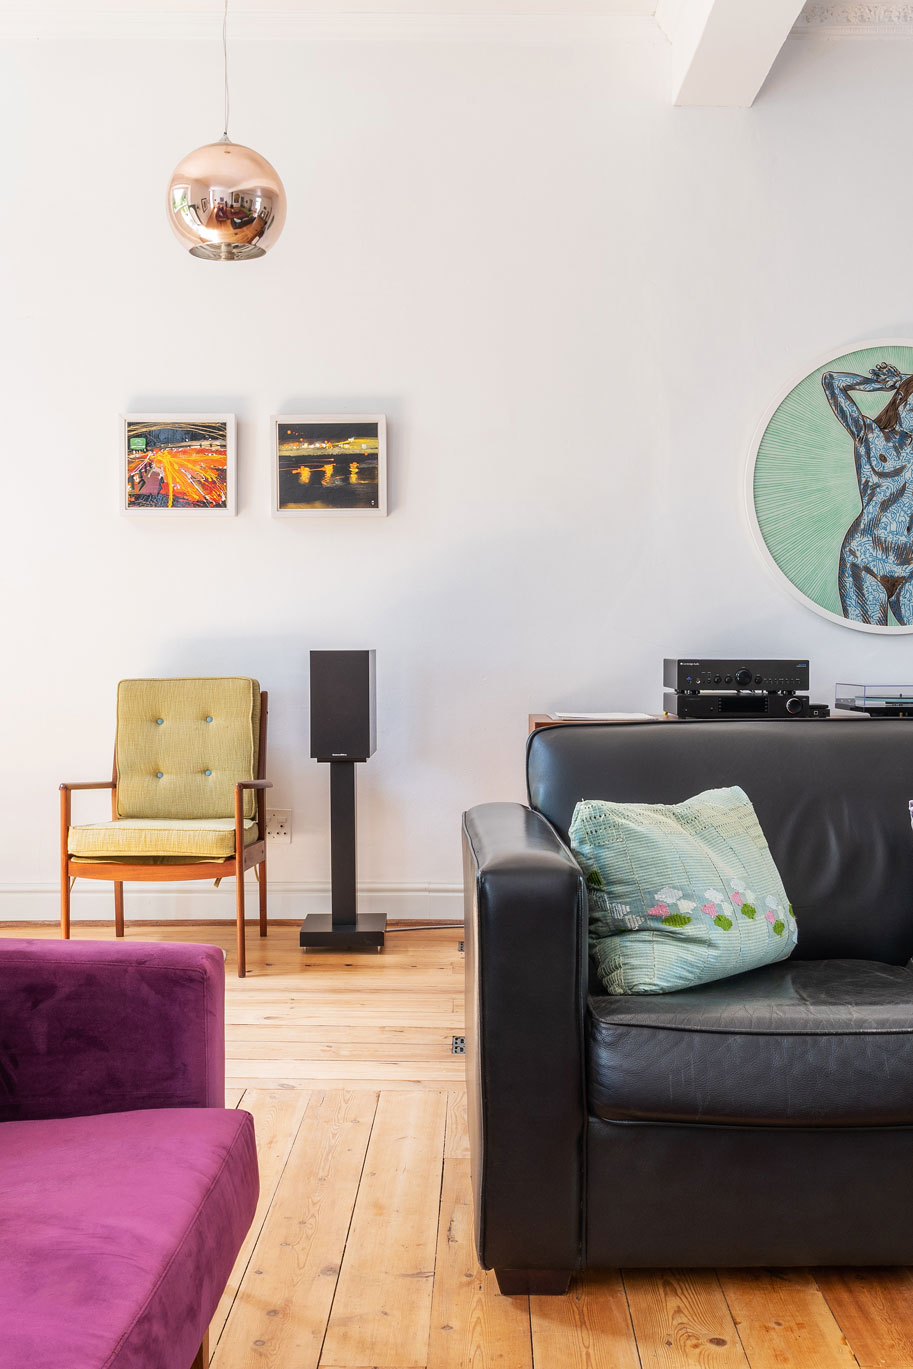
[{"left": 299, "top": 759, "right": 386, "bottom": 951}]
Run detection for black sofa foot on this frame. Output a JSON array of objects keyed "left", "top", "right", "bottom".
[{"left": 495, "top": 1268, "right": 572, "bottom": 1296}]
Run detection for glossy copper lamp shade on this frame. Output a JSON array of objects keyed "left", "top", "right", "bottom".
[{"left": 167, "top": 137, "right": 286, "bottom": 260}]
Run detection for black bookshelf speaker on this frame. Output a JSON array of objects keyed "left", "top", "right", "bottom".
[{"left": 310, "top": 650, "right": 377, "bottom": 761}]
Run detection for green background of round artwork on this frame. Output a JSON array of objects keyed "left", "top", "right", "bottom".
[{"left": 753, "top": 343, "right": 913, "bottom": 626}]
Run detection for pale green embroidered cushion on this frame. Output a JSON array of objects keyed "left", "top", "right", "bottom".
[{"left": 569, "top": 786, "right": 797, "bottom": 995}]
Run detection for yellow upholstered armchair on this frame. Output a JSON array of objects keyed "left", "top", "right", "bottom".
[{"left": 60, "top": 677, "right": 271, "bottom": 977}]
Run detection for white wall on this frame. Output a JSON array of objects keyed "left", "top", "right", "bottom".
[{"left": 1, "top": 22, "right": 911, "bottom": 919}]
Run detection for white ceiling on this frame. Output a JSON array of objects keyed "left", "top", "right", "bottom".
[
  {"left": 0, "top": 0, "right": 658, "bottom": 12},
  {"left": 0, "top": 2, "right": 909, "bottom": 59},
  {"left": 0, "top": 0, "right": 910, "bottom": 25}
]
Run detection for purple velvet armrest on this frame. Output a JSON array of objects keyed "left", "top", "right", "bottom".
[{"left": 0, "top": 939, "right": 226, "bottom": 1122}]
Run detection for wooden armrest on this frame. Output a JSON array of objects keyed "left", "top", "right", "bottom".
[
  {"left": 234, "top": 780, "right": 271, "bottom": 853},
  {"left": 59, "top": 781, "right": 115, "bottom": 791}
]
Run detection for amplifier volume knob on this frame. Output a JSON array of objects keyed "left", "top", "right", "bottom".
[
  {"left": 713, "top": 675, "right": 722, "bottom": 684},
  {"left": 785, "top": 696, "right": 803, "bottom": 715},
  {"left": 735, "top": 668, "right": 752, "bottom": 686}
]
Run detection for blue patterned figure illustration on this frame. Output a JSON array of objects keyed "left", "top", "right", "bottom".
[{"left": 822, "top": 362, "right": 913, "bottom": 625}]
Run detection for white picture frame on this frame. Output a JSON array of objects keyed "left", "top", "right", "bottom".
[
  {"left": 272, "top": 414, "right": 387, "bottom": 517},
  {"left": 120, "top": 413, "right": 237, "bottom": 516},
  {"left": 745, "top": 339, "right": 913, "bottom": 635}
]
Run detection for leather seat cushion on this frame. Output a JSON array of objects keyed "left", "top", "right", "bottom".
[
  {"left": 587, "top": 958, "right": 913, "bottom": 1126},
  {"left": 0, "top": 1107, "right": 258, "bottom": 1369}
]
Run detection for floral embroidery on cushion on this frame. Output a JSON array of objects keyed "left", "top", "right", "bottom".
[
  {"left": 647, "top": 887, "right": 791, "bottom": 933},
  {"left": 646, "top": 884, "right": 790, "bottom": 934},
  {"left": 608, "top": 902, "right": 640, "bottom": 930},
  {"left": 765, "top": 899, "right": 787, "bottom": 934},
  {"left": 729, "top": 879, "right": 758, "bottom": 917}
]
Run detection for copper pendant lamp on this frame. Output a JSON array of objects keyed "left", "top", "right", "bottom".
[{"left": 167, "top": 0, "right": 286, "bottom": 260}]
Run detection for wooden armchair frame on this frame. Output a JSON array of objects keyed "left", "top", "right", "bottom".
[{"left": 60, "top": 692, "right": 272, "bottom": 978}]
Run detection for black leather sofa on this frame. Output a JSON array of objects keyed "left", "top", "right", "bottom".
[{"left": 462, "top": 719, "right": 913, "bottom": 1295}]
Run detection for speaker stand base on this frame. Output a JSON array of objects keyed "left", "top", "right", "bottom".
[{"left": 299, "top": 912, "right": 386, "bottom": 950}]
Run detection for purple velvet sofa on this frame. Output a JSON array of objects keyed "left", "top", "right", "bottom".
[{"left": 0, "top": 938, "right": 259, "bottom": 1369}]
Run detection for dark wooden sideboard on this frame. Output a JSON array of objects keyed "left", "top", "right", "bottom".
[
  {"left": 529, "top": 713, "right": 677, "bottom": 732},
  {"left": 528, "top": 712, "right": 862, "bottom": 733}
]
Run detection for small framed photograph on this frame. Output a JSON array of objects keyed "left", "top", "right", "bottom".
[
  {"left": 120, "top": 414, "right": 236, "bottom": 515},
  {"left": 272, "top": 414, "right": 386, "bottom": 516}
]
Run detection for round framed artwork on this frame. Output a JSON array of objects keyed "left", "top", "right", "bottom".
[{"left": 747, "top": 339, "right": 913, "bottom": 634}]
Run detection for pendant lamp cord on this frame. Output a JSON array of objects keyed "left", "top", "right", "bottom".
[{"left": 222, "top": 0, "right": 230, "bottom": 140}]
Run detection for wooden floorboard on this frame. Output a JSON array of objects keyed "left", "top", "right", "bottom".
[
  {"left": 623, "top": 1268, "right": 750, "bottom": 1368},
  {"left": 5, "top": 922, "right": 913, "bottom": 1369},
  {"left": 319, "top": 1090, "right": 447, "bottom": 1367},
  {"left": 531, "top": 1271, "right": 641, "bottom": 1369},
  {"left": 225, "top": 1075, "right": 458, "bottom": 1092},
  {"left": 210, "top": 1089, "right": 378, "bottom": 1369},
  {"left": 814, "top": 1267, "right": 913, "bottom": 1368},
  {"left": 208, "top": 1088, "right": 311, "bottom": 1351},
  {"left": 428, "top": 1091, "right": 532, "bottom": 1369},
  {"left": 428, "top": 1156, "right": 533, "bottom": 1369},
  {"left": 225, "top": 1057, "right": 465, "bottom": 1081},
  {"left": 718, "top": 1268, "right": 858, "bottom": 1369}
]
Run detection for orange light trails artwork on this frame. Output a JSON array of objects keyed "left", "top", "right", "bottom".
[
  {"left": 127, "top": 446, "right": 226, "bottom": 509},
  {"left": 125, "top": 421, "right": 229, "bottom": 510}
]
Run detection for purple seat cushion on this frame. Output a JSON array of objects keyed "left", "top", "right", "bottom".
[{"left": 0, "top": 1107, "right": 258, "bottom": 1369}]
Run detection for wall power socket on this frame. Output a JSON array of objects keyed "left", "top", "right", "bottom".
[{"left": 266, "top": 809, "right": 291, "bottom": 843}]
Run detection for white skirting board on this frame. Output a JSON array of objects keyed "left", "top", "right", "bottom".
[{"left": 0, "top": 882, "right": 464, "bottom": 923}]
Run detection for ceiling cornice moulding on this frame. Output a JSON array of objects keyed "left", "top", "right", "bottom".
[{"left": 794, "top": 2, "right": 913, "bottom": 33}]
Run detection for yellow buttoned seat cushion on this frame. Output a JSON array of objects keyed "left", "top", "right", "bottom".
[
  {"left": 114, "top": 677, "right": 260, "bottom": 821},
  {"left": 68, "top": 817, "right": 259, "bottom": 860}
]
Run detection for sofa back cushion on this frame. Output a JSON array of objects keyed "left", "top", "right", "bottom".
[
  {"left": 527, "top": 719, "right": 913, "bottom": 964},
  {"left": 116, "top": 677, "right": 260, "bottom": 821}
]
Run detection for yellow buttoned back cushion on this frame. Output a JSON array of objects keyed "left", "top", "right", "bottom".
[{"left": 115, "top": 678, "right": 260, "bottom": 821}]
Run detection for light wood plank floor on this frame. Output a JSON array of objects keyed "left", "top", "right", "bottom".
[{"left": 4, "top": 920, "right": 913, "bottom": 1369}]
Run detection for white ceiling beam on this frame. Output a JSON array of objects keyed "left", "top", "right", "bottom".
[{"left": 656, "top": 0, "right": 807, "bottom": 107}]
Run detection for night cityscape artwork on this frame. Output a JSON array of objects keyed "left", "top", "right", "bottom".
[
  {"left": 122, "top": 416, "right": 235, "bottom": 514},
  {"left": 275, "top": 416, "right": 386, "bottom": 516}
]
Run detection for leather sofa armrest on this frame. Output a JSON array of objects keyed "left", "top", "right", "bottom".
[
  {"left": 0, "top": 939, "right": 226, "bottom": 1122},
  {"left": 462, "top": 802, "right": 586, "bottom": 1275}
]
